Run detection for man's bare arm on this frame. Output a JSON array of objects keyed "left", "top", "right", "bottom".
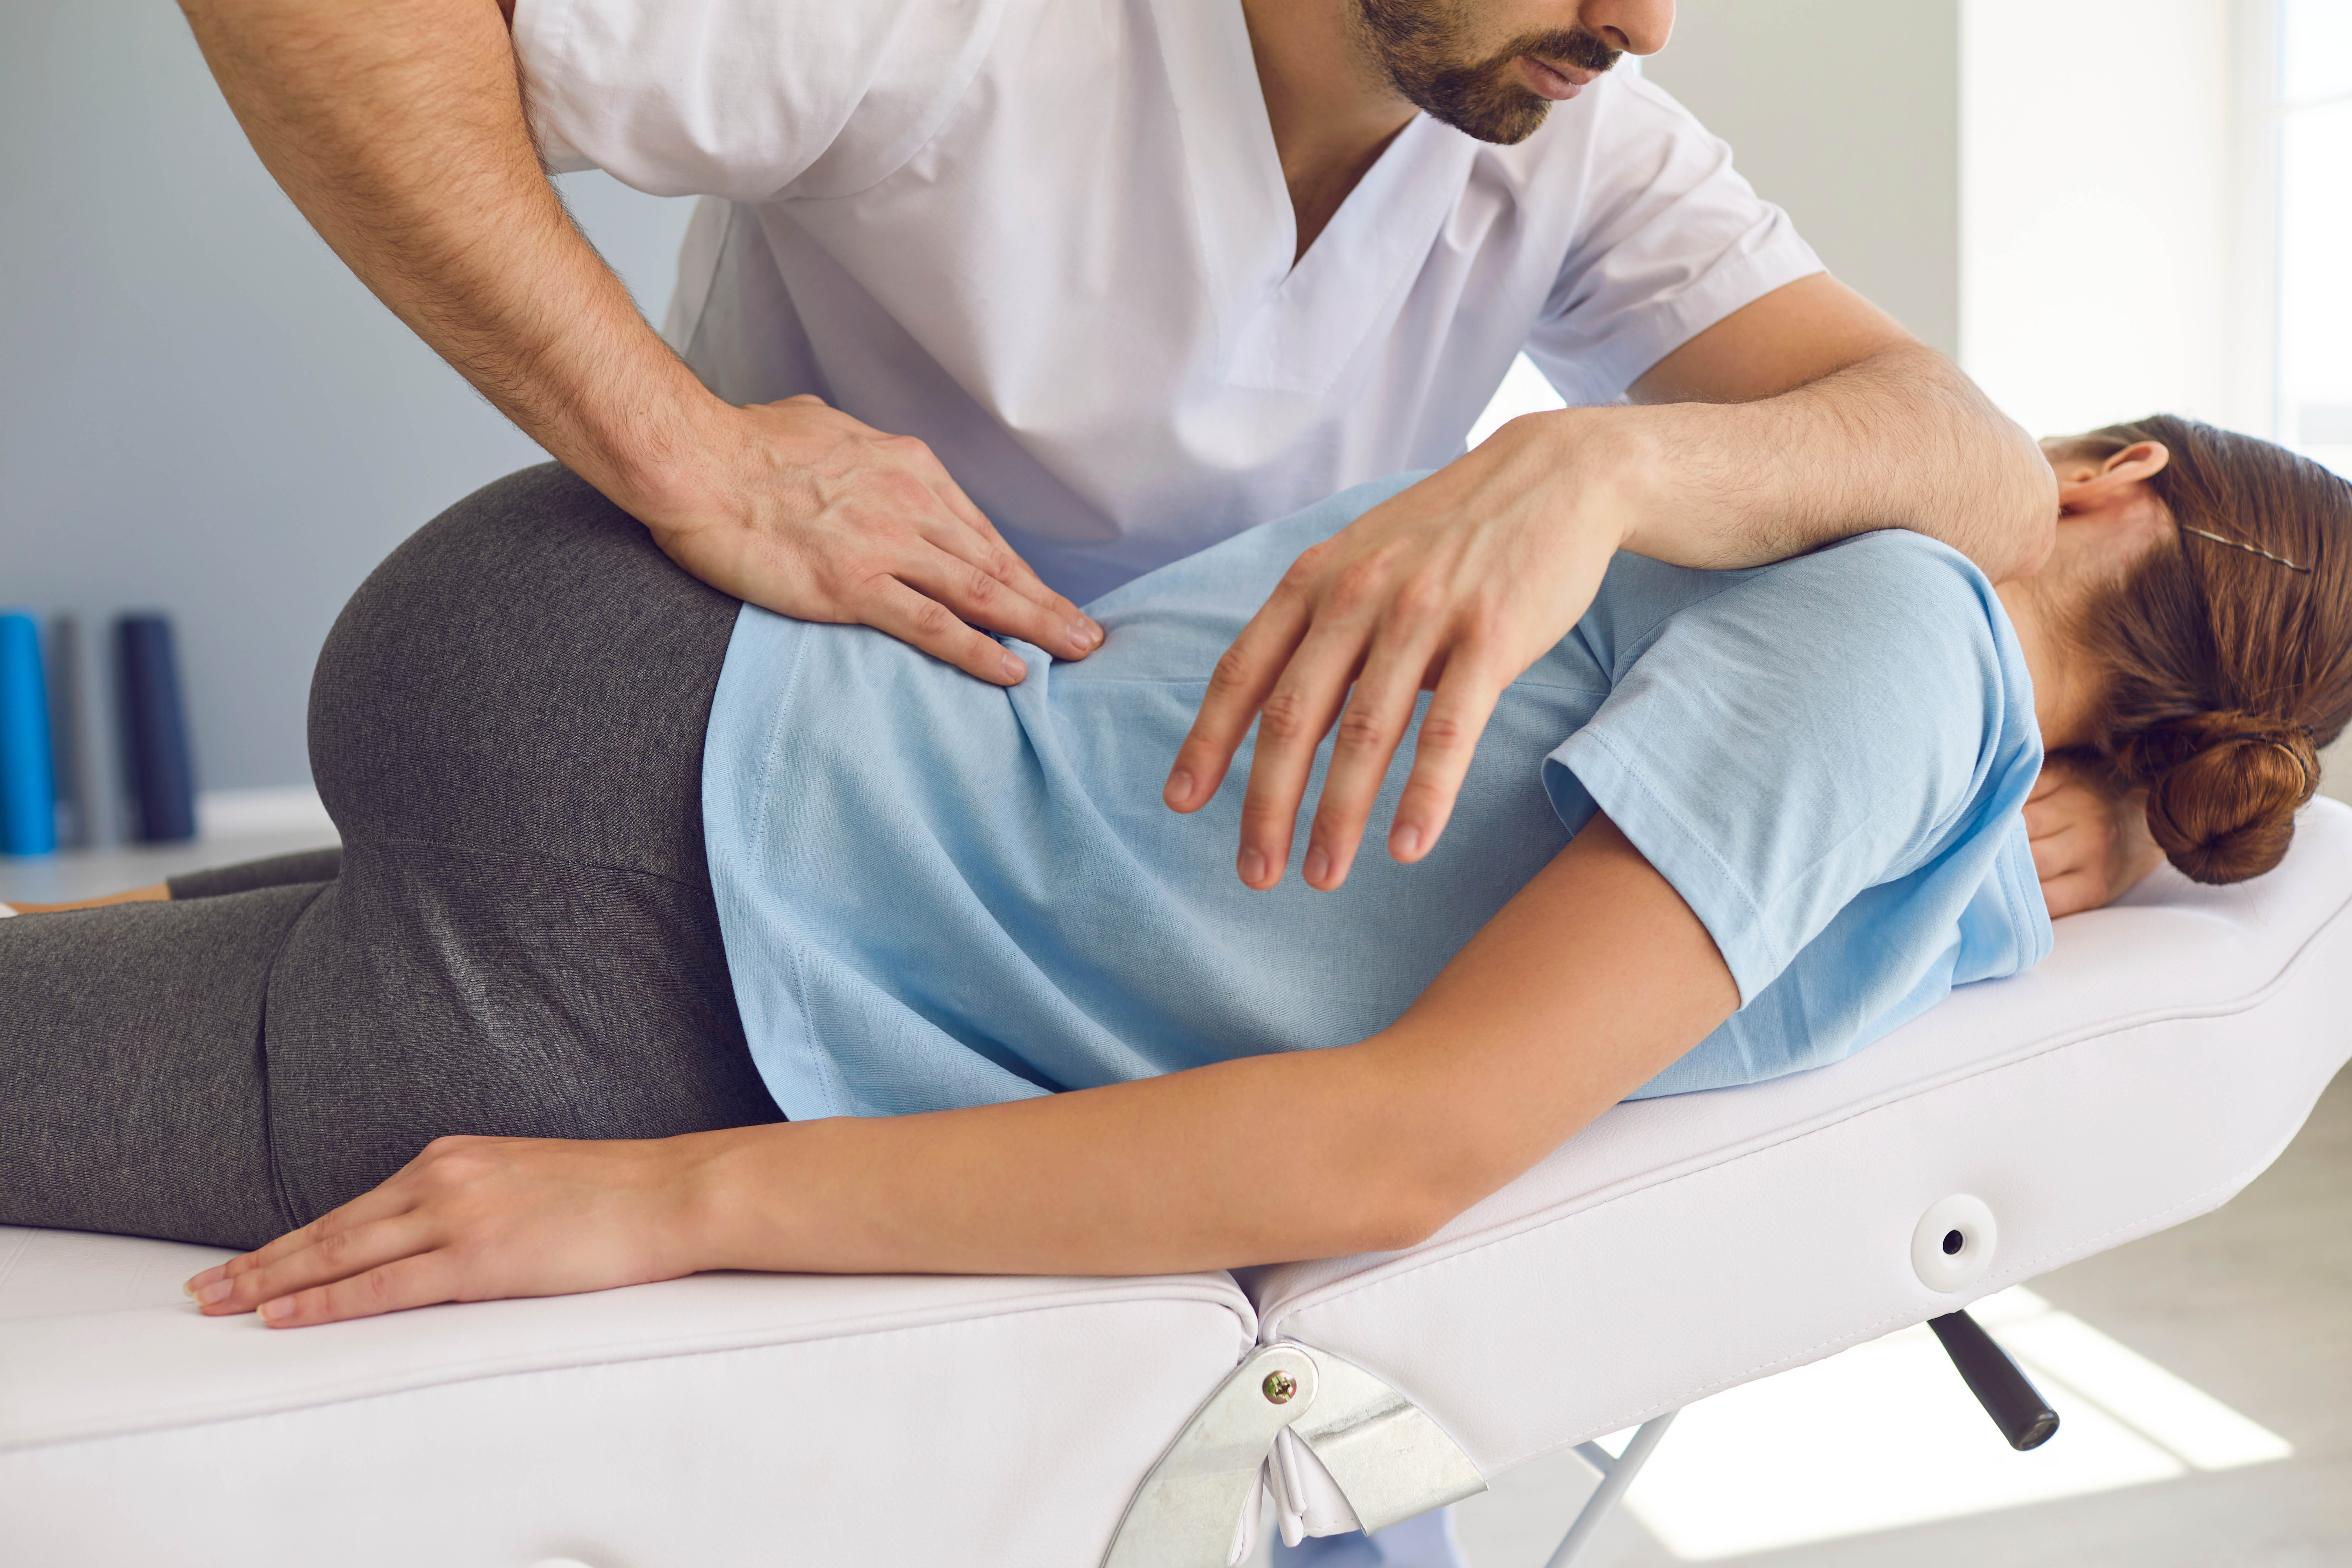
[
  {"left": 178, "top": 0, "right": 1100, "bottom": 679},
  {"left": 1622, "top": 274, "right": 2055, "bottom": 580},
  {"left": 1168, "top": 274, "right": 2057, "bottom": 894}
]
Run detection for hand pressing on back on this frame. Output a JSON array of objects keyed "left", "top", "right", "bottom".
[
  {"left": 650, "top": 396, "right": 1104, "bottom": 683},
  {"left": 2027, "top": 758, "right": 2165, "bottom": 917}
]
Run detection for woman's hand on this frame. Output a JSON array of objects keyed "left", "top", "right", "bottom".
[
  {"left": 647, "top": 395, "right": 1104, "bottom": 683},
  {"left": 183, "top": 1134, "right": 707, "bottom": 1328},
  {"left": 2027, "top": 759, "right": 2164, "bottom": 917},
  {"left": 1162, "top": 414, "right": 1631, "bottom": 891}
]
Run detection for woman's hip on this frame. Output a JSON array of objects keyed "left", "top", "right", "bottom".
[{"left": 306, "top": 462, "right": 741, "bottom": 886}]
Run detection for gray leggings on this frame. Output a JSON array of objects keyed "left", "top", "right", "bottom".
[{"left": 0, "top": 465, "right": 781, "bottom": 1252}]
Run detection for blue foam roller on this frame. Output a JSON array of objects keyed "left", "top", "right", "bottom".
[
  {"left": 116, "top": 613, "right": 197, "bottom": 843},
  {"left": 0, "top": 610, "right": 59, "bottom": 857}
]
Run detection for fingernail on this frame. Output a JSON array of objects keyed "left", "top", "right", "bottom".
[
  {"left": 197, "top": 1277, "right": 234, "bottom": 1306},
  {"left": 1304, "top": 847, "right": 1330, "bottom": 886},
  {"left": 258, "top": 1297, "right": 292, "bottom": 1324},
  {"left": 1240, "top": 848, "right": 1267, "bottom": 885},
  {"left": 1001, "top": 651, "right": 1027, "bottom": 683},
  {"left": 1166, "top": 769, "right": 1193, "bottom": 805},
  {"left": 1392, "top": 825, "right": 1422, "bottom": 859},
  {"left": 1067, "top": 620, "right": 1096, "bottom": 651},
  {"left": 1085, "top": 618, "right": 1105, "bottom": 646}
]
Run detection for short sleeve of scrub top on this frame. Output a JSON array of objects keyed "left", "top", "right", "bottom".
[
  {"left": 1521, "top": 74, "right": 1823, "bottom": 406},
  {"left": 512, "top": 0, "right": 996, "bottom": 199}
]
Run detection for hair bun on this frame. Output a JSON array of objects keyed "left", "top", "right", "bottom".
[{"left": 2126, "top": 713, "right": 2319, "bottom": 885}]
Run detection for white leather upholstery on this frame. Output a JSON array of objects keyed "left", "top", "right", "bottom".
[
  {"left": 1251, "top": 799, "right": 2352, "bottom": 1500},
  {"left": 0, "top": 1235, "right": 1255, "bottom": 1567},
  {"left": 6, "top": 801, "right": 2345, "bottom": 1566}
]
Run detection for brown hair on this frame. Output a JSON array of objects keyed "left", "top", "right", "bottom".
[{"left": 2075, "top": 415, "right": 2352, "bottom": 884}]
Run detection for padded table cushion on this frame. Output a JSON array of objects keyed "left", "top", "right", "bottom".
[
  {"left": 0, "top": 1232, "right": 1255, "bottom": 1567},
  {"left": 1250, "top": 798, "right": 2352, "bottom": 1502}
]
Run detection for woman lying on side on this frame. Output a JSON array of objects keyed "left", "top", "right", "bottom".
[{"left": 2, "top": 416, "right": 2345, "bottom": 1328}]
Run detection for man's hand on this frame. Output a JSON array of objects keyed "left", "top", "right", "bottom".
[
  {"left": 184, "top": 1134, "right": 707, "bottom": 1327},
  {"left": 2027, "top": 759, "right": 2164, "bottom": 917},
  {"left": 1163, "top": 415, "right": 1623, "bottom": 890},
  {"left": 655, "top": 396, "right": 1101, "bottom": 682}
]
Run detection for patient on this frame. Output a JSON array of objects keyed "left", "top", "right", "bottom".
[{"left": 2, "top": 415, "right": 2345, "bottom": 1330}]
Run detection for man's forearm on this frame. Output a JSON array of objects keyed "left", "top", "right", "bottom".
[
  {"left": 1605, "top": 340, "right": 2057, "bottom": 581},
  {"left": 178, "top": 0, "right": 716, "bottom": 512}
]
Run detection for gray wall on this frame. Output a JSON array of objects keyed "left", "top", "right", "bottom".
[
  {"left": 1645, "top": 0, "right": 1962, "bottom": 359},
  {"left": 0, "top": 0, "right": 692, "bottom": 793}
]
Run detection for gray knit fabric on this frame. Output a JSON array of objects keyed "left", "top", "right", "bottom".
[
  {"left": 0, "top": 464, "right": 780, "bottom": 1251},
  {"left": 167, "top": 846, "right": 343, "bottom": 901}
]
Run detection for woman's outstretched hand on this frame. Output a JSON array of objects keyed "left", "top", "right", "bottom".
[
  {"left": 182, "top": 1134, "right": 704, "bottom": 1328},
  {"left": 1162, "top": 415, "right": 1627, "bottom": 891}
]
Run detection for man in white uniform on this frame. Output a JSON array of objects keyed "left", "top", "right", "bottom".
[
  {"left": 185, "top": 0, "right": 2169, "bottom": 930},
  {"left": 175, "top": 7, "right": 2144, "bottom": 1543}
]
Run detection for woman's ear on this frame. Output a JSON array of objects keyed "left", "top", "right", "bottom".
[{"left": 2060, "top": 441, "right": 2171, "bottom": 511}]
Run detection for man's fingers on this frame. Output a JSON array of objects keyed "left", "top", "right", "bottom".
[
  {"left": 909, "top": 523, "right": 1102, "bottom": 659},
  {"left": 891, "top": 438, "right": 1099, "bottom": 652},
  {"left": 859, "top": 576, "right": 1033, "bottom": 686},
  {"left": 1305, "top": 630, "right": 1445, "bottom": 890},
  {"left": 1390, "top": 655, "right": 1504, "bottom": 863},
  {"left": 1165, "top": 592, "right": 1317, "bottom": 815},
  {"left": 1233, "top": 623, "right": 1369, "bottom": 889},
  {"left": 256, "top": 1252, "right": 458, "bottom": 1329}
]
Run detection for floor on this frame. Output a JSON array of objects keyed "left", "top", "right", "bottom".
[{"left": 12, "top": 837, "right": 2352, "bottom": 1567}]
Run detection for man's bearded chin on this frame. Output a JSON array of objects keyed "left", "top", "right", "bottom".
[{"left": 1356, "top": 0, "right": 1623, "bottom": 145}]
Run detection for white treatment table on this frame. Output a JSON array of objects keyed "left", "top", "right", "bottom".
[{"left": 5, "top": 798, "right": 2348, "bottom": 1568}]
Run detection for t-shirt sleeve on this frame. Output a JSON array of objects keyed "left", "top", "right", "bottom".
[
  {"left": 1523, "top": 74, "right": 1826, "bottom": 405},
  {"left": 513, "top": 0, "right": 1002, "bottom": 201},
  {"left": 1543, "top": 533, "right": 2042, "bottom": 1009}
]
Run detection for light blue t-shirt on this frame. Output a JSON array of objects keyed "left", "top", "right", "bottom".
[{"left": 703, "top": 475, "right": 2052, "bottom": 1120}]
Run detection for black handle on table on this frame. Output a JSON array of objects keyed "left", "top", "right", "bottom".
[{"left": 1929, "top": 1309, "right": 2060, "bottom": 1451}]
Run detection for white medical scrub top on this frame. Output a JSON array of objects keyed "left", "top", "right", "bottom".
[{"left": 516, "top": 0, "right": 1826, "bottom": 600}]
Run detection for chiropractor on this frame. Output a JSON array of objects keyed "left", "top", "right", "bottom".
[{"left": 178, "top": 0, "right": 2150, "bottom": 920}]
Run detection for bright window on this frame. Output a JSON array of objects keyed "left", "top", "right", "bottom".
[{"left": 2276, "top": 0, "right": 2352, "bottom": 475}]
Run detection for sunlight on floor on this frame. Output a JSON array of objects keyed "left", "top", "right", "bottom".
[{"left": 1610, "top": 1287, "right": 2292, "bottom": 1561}]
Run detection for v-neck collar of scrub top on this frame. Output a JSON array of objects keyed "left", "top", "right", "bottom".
[{"left": 1151, "top": 0, "right": 1482, "bottom": 394}]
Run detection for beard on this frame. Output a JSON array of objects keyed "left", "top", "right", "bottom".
[{"left": 1355, "top": 0, "right": 1623, "bottom": 145}]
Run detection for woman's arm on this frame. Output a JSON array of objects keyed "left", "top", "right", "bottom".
[{"left": 189, "top": 816, "right": 1735, "bottom": 1322}]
